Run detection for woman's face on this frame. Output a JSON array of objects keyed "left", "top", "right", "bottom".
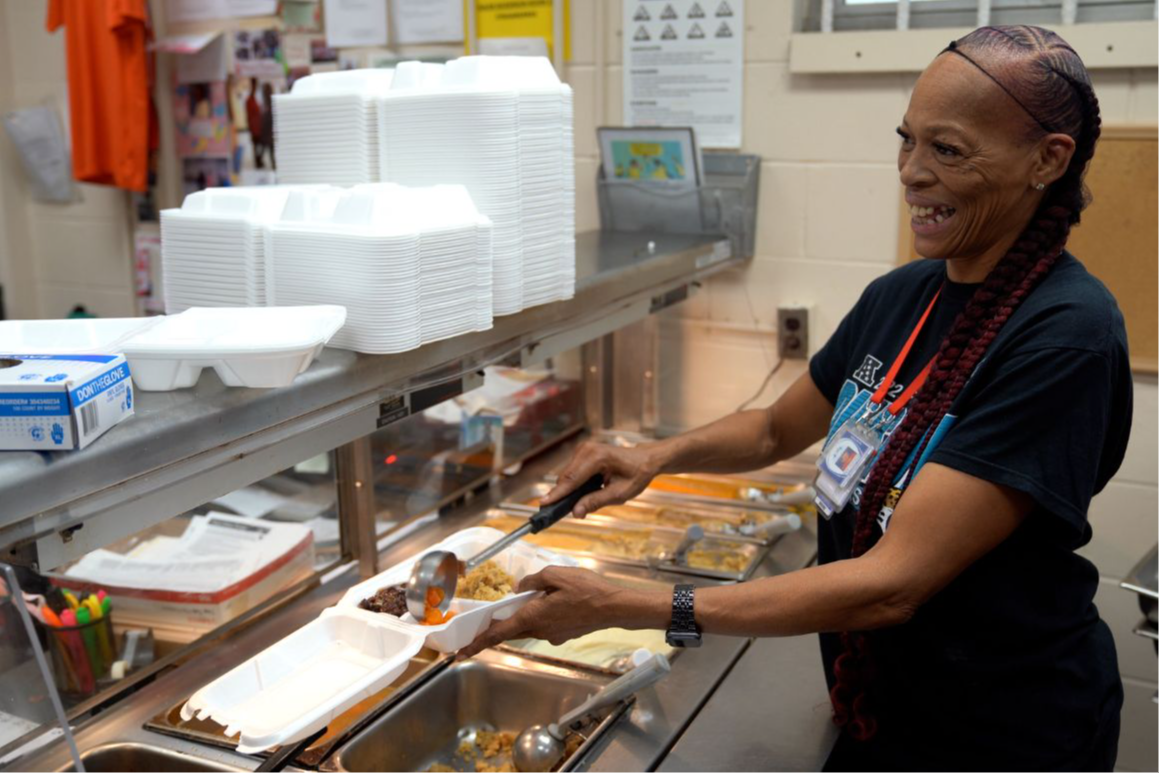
[{"left": 898, "top": 54, "right": 1045, "bottom": 264}]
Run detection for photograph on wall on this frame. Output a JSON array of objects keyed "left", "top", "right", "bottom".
[
  {"left": 174, "top": 81, "right": 232, "bottom": 158},
  {"left": 280, "top": 0, "right": 321, "bottom": 32},
  {"left": 233, "top": 28, "right": 286, "bottom": 79}
]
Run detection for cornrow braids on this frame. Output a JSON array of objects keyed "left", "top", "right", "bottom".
[{"left": 829, "top": 25, "right": 1102, "bottom": 742}]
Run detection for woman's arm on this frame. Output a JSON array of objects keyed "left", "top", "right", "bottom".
[
  {"left": 457, "top": 462, "right": 1033, "bottom": 655},
  {"left": 543, "top": 371, "right": 834, "bottom": 517}
]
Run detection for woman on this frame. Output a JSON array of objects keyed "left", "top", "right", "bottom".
[{"left": 461, "top": 26, "right": 1132, "bottom": 771}]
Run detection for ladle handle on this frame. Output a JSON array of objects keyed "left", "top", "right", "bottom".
[
  {"left": 767, "top": 486, "right": 816, "bottom": 506},
  {"left": 555, "top": 653, "right": 671, "bottom": 732},
  {"left": 751, "top": 513, "right": 802, "bottom": 539},
  {"left": 529, "top": 474, "right": 604, "bottom": 534}
]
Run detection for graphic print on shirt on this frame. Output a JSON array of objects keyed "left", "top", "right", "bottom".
[{"left": 826, "top": 361, "right": 957, "bottom": 533}]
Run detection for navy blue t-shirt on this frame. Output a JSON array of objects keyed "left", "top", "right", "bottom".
[{"left": 808, "top": 252, "right": 1132, "bottom": 771}]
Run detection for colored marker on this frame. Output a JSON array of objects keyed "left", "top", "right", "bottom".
[
  {"left": 58, "top": 609, "right": 94, "bottom": 693},
  {"left": 42, "top": 606, "right": 63, "bottom": 627},
  {"left": 75, "top": 607, "right": 103, "bottom": 677},
  {"left": 62, "top": 590, "right": 79, "bottom": 611}
]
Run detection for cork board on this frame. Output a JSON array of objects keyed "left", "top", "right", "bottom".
[{"left": 897, "top": 126, "right": 1158, "bottom": 373}]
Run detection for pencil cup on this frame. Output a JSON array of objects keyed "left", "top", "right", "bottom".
[{"left": 40, "top": 614, "right": 114, "bottom": 698}]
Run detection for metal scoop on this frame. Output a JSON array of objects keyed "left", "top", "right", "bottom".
[
  {"left": 738, "top": 512, "right": 802, "bottom": 539},
  {"left": 740, "top": 484, "right": 817, "bottom": 507},
  {"left": 513, "top": 652, "right": 672, "bottom": 772},
  {"left": 648, "top": 524, "right": 705, "bottom": 569},
  {"left": 406, "top": 474, "right": 604, "bottom": 620}
]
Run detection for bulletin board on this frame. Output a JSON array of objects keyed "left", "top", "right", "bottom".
[{"left": 897, "top": 126, "right": 1158, "bottom": 373}]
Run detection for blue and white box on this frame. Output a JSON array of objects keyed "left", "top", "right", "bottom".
[{"left": 0, "top": 354, "right": 134, "bottom": 450}]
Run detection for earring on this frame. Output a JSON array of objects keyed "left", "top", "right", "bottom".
[{"left": 1035, "top": 182, "right": 1045, "bottom": 191}]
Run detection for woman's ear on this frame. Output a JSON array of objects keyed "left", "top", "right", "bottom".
[{"left": 1034, "top": 132, "right": 1077, "bottom": 186}]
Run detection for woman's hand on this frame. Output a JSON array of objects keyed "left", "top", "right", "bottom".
[
  {"left": 540, "top": 441, "right": 663, "bottom": 518},
  {"left": 456, "top": 566, "right": 669, "bottom": 659}
]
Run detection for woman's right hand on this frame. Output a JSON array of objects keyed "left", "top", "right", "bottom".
[{"left": 540, "top": 440, "right": 663, "bottom": 518}]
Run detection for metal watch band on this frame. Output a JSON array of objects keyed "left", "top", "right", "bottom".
[{"left": 666, "top": 584, "right": 701, "bottom": 647}]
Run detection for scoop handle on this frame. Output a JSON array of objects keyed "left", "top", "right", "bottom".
[
  {"left": 751, "top": 513, "right": 802, "bottom": 538},
  {"left": 555, "top": 652, "right": 671, "bottom": 732},
  {"left": 767, "top": 485, "right": 817, "bottom": 506},
  {"left": 529, "top": 474, "right": 604, "bottom": 534}
]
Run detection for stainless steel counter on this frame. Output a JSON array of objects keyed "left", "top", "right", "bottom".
[{"left": 0, "top": 231, "right": 735, "bottom": 568}]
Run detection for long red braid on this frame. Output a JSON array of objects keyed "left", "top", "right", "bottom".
[{"left": 829, "top": 25, "right": 1103, "bottom": 741}]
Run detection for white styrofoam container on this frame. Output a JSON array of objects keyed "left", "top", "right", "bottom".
[
  {"left": 181, "top": 606, "right": 425, "bottom": 754},
  {"left": 120, "top": 306, "right": 346, "bottom": 390},
  {"left": 337, "top": 526, "right": 579, "bottom": 652},
  {"left": 0, "top": 317, "right": 160, "bottom": 354}
]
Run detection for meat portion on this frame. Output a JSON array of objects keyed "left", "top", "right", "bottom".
[{"left": 358, "top": 584, "right": 408, "bottom": 616}]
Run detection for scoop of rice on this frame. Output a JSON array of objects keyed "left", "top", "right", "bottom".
[{"left": 457, "top": 560, "right": 515, "bottom": 601}]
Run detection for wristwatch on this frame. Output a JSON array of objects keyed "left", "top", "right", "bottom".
[{"left": 665, "top": 584, "right": 702, "bottom": 648}]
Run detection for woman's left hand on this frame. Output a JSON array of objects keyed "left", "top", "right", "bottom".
[{"left": 456, "top": 566, "right": 667, "bottom": 659}]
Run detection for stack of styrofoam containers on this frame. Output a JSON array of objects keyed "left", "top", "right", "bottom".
[
  {"left": 265, "top": 184, "right": 493, "bottom": 354},
  {"left": 378, "top": 61, "right": 526, "bottom": 316},
  {"left": 160, "top": 187, "right": 310, "bottom": 313},
  {"left": 274, "top": 69, "right": 394, "bottom": 186}
]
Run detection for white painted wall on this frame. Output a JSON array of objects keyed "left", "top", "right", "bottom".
[
  {"left": 0, "top": 0, "right": 136, "bottom": 320},
  {"left": 566, "top": 2, "right": 1157, "bottom": 769}
]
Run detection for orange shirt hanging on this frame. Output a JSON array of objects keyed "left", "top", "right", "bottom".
[{"left": 47, "top": 0, "right": 150, "bottom": 192}]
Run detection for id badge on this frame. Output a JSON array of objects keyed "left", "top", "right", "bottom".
[{"left": 813, "top": 417, "right": 884, "bottom": 517}]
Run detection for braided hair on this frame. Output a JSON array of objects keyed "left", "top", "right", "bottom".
[{"left": 829, "top": 25, "right": 1103, "bottom": 742}]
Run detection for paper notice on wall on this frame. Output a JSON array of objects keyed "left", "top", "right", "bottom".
[
  {"left": 323, "top": 0, "right": 389, "bottom": 48},
  {"left": 393, "top": 0, "right": 463, "bottom": 44},
  {"left": 622, "top": 0, "right": 744, "bottom": 149},
  {"left": 472, "top": 0, "right": 569, "bottom": 61}
]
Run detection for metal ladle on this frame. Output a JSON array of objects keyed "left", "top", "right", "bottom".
[
  {"left": 513, "top": 652, "right": 672, "bottom": 772},
  {"left": 406, "top": 474, "right": 605, "bottom": 620}
]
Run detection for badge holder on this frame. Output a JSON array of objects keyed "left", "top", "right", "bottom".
[{"left": 813, "top": 408, "right": 888, "bottom": 519}]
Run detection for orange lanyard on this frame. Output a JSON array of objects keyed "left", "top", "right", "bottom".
[{"left": 869, "top": 287, "right": 942, "bottom": 416}]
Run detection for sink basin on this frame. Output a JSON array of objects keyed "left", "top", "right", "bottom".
[
  {"left": 322, "top": 654, "right": 623, "bottom": 772},
  {"left": 57, "top": 742, "right": 248, "bottom": 772}
]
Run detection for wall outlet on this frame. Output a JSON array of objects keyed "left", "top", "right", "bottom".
[{"left": 777, "top": 305, "right": 813, "bottom": 360}]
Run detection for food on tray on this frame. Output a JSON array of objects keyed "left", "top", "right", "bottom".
[
  {"left": 513, "top": 627, "right": 675, "bottom": 670},
  {"left": 358, "top": 584, "right": 408, "bottom": 616},
  {"left": 428, "top": 730, "right": 518, "bottom": 773},
  {"left": 457, "top": 560, "right": 516, "bottom": 601},
  {"left": 513, "top": 494, "right": 776, "bottom": 535},
  {"left": 685, "top": 548, "right": 748, "bottom": 573},
  {"left": 422, "top": 587, "right": 456, "bottom": 626}
]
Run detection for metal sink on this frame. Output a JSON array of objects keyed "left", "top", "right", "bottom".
[
  {"left": 57, "top": 742, "right": 249, "bottom": 772},
  {"left": 322, "top": 653, "right": 625, "bottom": 772}
]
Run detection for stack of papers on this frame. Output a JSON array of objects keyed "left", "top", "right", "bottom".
[
  {"left": 265, "top": 183, "right": 493, "bottom": 354},
  {"left": 273, "top": 69, "right": 394, "bottom": 186}
]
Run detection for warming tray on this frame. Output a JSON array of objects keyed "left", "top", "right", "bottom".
[
  {"left": 484, "top": 510, "right": 767, "bottom": 582},
  {"left": 321, "top": 651, "right": 629, "bottom": 772},
  {"left": 1121, "top": 542, "right": 1159, "bottom": 625}
]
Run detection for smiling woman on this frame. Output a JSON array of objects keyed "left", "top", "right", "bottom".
[{"left": 461, "top": 24, "right": 1134, "bottom": 773}]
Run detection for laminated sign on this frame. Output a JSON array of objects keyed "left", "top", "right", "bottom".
[
  {"left": 471, "top": 0, "right": 571, "bottom": 60},
  {"left": 623, "top": 0, "right": 744, "bottom": 148}
]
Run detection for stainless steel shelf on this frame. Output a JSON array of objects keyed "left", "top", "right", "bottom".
[{"left": 0, "top": 231, "right": 735, "bottom": 568}]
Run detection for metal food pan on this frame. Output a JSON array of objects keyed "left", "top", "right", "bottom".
[
  {"left": 145, "top": 649, "right": 446, "bottom": 767},
  {"left": 321, "top": 652, "right": 626, "bottom": 772},
  {"left": 484, "top": 510, "right": 767, "bottom": 582},
  {"left": 502, "top": 481, "right": 791, "bottom": 544},
  {"left": 1121, "top": 542, "right": 1159, "bottom": 625}
]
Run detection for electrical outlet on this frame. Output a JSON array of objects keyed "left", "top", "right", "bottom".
[{"left": 777, "top": 305, "right": 812, "bottom": 360}]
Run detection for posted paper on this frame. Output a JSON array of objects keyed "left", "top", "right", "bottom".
[
  {"left": 623, "top": 0, "right": 744, "bottom": 148},
  {"left": 323, "top": 0, "right": 389, "bottom": 48}
]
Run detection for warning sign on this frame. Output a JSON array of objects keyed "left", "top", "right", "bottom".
[
  {"left": 623, "top": 0, "right": 744, "bottom": 148},
  {"left": 633, "top": 6, "right": 650, "bottom": 21}
]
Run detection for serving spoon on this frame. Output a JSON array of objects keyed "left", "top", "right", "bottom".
[
  {"left": 406, "top": 474, "right": 604, "bottom": 620},
  {"left": 512, "top": 652, "right": 672, "bottom": 772}
]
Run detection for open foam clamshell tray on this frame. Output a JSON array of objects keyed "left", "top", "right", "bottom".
[
  {"left": 336, "top": 526, "right": 579, "bottom": 653},
  {"left": 183, "top": 527, "right": 576, "bottom": 754}
]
